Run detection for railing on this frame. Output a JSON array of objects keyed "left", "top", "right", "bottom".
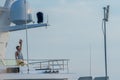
[
  {"left": 0, "top": 59, "right": 70, "bottom": 73},
  {"left": 29, "top": 59, "right": 69, "bottom": 73}
]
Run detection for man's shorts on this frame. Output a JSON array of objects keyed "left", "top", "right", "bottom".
[{"left": 16, "top": 59, "right": 25, "bottom": 66}]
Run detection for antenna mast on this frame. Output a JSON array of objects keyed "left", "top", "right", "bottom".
[{"left": 103, "top": 5, "right": 109, "bottom": 80}]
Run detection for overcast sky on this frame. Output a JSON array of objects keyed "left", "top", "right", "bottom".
[{"left": 1, "top": 0, "right": 120, "bottom": 80}]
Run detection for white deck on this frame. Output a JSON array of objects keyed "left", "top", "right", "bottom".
[{"left": 0, "top": 73, "right": 75, "bottom": 80}]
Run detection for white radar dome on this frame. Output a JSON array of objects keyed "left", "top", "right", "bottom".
[{"left": 10, "top": 0, "right": 32, "bottom": 25}]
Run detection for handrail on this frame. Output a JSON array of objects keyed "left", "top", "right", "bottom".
[
  {"left": 29, "top": 59, "right": 69, "bottom": 64},
  {"left": 0, "top": 59, "right": 70, "bottom": 73}
]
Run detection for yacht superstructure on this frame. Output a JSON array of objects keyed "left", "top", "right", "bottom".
[{"left": 0, "top": 0, "right": 76, "bottom": 80}]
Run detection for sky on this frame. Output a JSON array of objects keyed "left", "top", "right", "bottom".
[{"left": 0, "top": 0, "right": 120, "bottom": 80}]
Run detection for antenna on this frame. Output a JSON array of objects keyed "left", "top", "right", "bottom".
[
  {"left": 89, "top": 44, "right": 92, "bottom": 76},
  {"left": 102, "top": 5, "right": 110, "bottom": 80},
  {"left": 103, "top": 5, "right": 109, "bottom": 22},
  {"left": 106, "top": 5, "right": 109, "bottom": 21}
]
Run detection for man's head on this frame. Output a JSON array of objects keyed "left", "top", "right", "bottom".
[{"left": 16, "top": 46, "right": 20, "bottom": 51}]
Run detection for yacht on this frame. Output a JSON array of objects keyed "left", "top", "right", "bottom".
[{"left": 0, "top": 0, "right": 76, "bottom": 80}]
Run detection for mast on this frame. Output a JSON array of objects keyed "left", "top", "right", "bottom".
[
  {"left": 25, "top": 0, "right": 30, "bottom": 74},
  {"left": 102, "top": 5, "right": 109, "bottom": 80}
]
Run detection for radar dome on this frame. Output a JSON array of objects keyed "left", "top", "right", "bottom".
[{"left": 10, "top": 0, "right": 32, "bottom": 25}]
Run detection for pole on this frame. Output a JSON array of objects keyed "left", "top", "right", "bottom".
[
  {"left": 103, "top": 9, "right": 107, "bottom": 79},
  {"left": 25, "top": 0, "right": 29, "bottom": 74},
  {"left": 89, "top": 44, "right": 92, "bottom": 76},
  {"left": 103, "top": 5, "right": 109, "bottom": 80}
]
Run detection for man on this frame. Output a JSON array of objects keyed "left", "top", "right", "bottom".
[{"left": 15, "top": 39, "right": 24, "bottom": 66}]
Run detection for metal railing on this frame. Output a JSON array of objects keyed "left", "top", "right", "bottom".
[{"left": 0, "top": 59, "right": 70, "bottom": 73}]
